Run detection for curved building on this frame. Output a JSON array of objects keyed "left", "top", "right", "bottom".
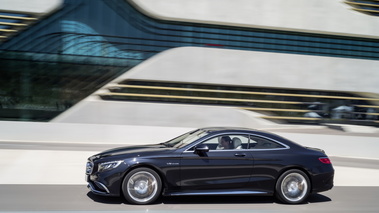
[{"left": 0, "top": 0, "right": 378, "bottom": 127}]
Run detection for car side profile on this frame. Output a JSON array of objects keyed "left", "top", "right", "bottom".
[{"left": 85, "top": 127, "right": 334, "bottom": 204}]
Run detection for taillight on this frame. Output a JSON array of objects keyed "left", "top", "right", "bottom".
[{"left": 319, "top": 157, "right": 332, "bottom": 164}]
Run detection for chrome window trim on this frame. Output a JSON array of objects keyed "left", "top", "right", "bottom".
[
  {"left": 183, "top": 131, "right": 247, "bottom": 152},
  {"left": 248, "top": 133, "right": 290, "bottom": 150},
  {"left": 183, "top": 132, "right": 290, "bottom": 153}
]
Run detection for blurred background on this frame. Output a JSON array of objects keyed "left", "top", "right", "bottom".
[
  {"left": 0, "top": 0, "right": 378, "bottom": 129},
  {"left": 1, "top": 1, "right": 379, "bottom": 211}
]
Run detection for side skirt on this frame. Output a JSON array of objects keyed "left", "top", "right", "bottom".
[{"left": 164, "top": 190, "right": 271, "bottom": 196}]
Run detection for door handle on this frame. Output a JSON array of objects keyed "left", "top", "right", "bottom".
[{"left": 234, "top": 153, "right": 246, "bottom": 157}]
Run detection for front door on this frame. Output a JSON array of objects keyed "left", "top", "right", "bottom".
[{"left": 179, "top": 134, "right": 253, "bottom": 191}]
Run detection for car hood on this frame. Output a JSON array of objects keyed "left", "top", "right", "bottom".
[{"left": 94, "top": 144, "right": 175, "bottom": 158}]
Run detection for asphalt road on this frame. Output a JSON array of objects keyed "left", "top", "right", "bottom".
[
  {"left": 0, "top": 185, "right": 378, "bottom": 212},
  {"left": 0, "top": 141, "right": 378, "bottom": 212}
]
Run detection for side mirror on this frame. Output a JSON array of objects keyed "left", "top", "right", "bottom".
[{"left": 194, "top": 144, "right": 209, "bottom": 155}]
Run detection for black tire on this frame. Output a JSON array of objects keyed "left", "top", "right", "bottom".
[
  {"left": 275, "top": 169, "right": 311, "bottom": 204},
  {"left": 122, "top": 167, "right": 162, "bottom": 205}
]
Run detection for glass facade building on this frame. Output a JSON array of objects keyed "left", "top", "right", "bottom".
[{"left": 1, "top": 0, "right": 379, "bottom": 123}]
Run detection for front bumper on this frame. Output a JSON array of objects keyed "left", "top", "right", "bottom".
[
  {"left": 86, "top": 174, "right": 113, "bottom": 196},
  {"left": 85, "top": 160, "right": 124, "bottom": 197},
  {"left": 86, "top": 174, "right": 122, "bottom": 197}
]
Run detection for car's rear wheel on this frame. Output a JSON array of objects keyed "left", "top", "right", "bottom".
[
  {"left": 275, "top": 169, "right": 310, "bottom": 204},
  {"left": 122, "top": 167, "right": 162, "bottom": 205}
]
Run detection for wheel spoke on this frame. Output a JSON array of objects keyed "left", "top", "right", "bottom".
[
  {"left": 281, "top": 172, "right": 308, "bottom": 202},
  {"left": 127, "top": 171, "right": 158, "bottom": 203}
]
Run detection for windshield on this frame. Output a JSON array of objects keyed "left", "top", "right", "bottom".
[{"left": 164, "top": 129, "right": 209, "bottom": 148}]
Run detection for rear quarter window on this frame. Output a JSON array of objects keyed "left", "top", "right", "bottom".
[{"left": 249, "top": 135, "right": 286, "bottom": 149}]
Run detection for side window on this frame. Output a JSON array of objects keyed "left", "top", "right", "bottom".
[
  {"left": 249, "top": 135, "right": 285, "bottom": 149},
  {"left": 200, "top": 134, "right": 249, "bottom": 150},
  {"left": 200, "top": 137, "right": 219, "bottom": 150}
]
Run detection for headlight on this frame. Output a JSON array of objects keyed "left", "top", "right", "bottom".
[
  {"left": 86, "top": 161, "right": 94, "bottom": 174},
  {"left": 98, "top": 160, "right": 123, "bottom": 172}
]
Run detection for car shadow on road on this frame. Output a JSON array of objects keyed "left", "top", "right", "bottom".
[
  {"left": 161, "top": 193, "right": 331, "bottom": 205},
  {"left": 87, "top": 192, "right": 331, "bottom": 205},
  {"left": 307, "top": 193, "right": 332, "bottom": 203}
]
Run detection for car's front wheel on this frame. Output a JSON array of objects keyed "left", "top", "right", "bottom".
[
  {"left": 275, "top": 169, "right": 311, "bottom": 204},
  {"left": 122, "top": 167, "right": 162, "bottom": 205}
]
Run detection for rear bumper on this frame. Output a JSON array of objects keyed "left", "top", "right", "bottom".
[{"left": 311, "top": 171, "right": 334, "bottom": 193}]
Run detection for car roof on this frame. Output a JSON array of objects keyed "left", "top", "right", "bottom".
[{"left": 199, "top": 127, "right": 257, "bottom": 133}]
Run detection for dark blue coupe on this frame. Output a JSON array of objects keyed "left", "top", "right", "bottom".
[{"left": 86, "top": 127, "right": 334, "bottom": 204}]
